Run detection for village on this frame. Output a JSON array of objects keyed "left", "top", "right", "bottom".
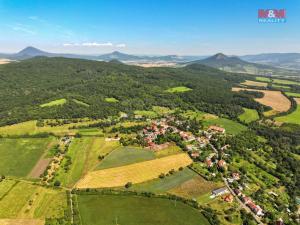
[{"left": 138, "top": 116, "right": 265, "bottom": 221}]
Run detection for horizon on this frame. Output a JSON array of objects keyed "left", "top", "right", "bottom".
[{"left": 0, "top": 0, "right": 299, "bottom": 55}]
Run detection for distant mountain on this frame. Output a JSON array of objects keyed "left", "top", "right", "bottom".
[
  {"left": 186, "top": 53, "right": 300, "bottom": 77},
  {"left": 241, "top": 53, "right": 300, "bottom": 70},
  {"left": 97, "top": 51, "right": 141, "bottom": 61},
  {"left": 15, "top": 46, "right": 52, "bottom": 59}
]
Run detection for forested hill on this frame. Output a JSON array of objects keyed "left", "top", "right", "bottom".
[{"left": 0, "top": 57, "right": 253, "bottom": 125}]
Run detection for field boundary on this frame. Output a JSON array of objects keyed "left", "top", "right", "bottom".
[{"left": 0, "top": 180, "right": 19, "bottom": 201}]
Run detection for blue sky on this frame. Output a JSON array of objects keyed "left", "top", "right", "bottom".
[{"left": 0, "top": 0, "right": 299, "bottom": 55}]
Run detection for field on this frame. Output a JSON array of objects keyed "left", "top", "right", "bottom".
[
  {"left": 0, "top": 138, "right": 53, "bottom": 177},
  {"left": 55, "top": 137, "right": 119, "bottom": 187},
  {"left": 256, "top": 77, "right": 272, "bottom": 82},
  {"left": 272, "top": 84, "right": 291, "bottom": 90},
  {"left": 275, "top": 98, "right": 300, "bottom": 125},
  {"left": 105, "top": 97, "right": 119, "bottom": 103},
  {"left": 76, "top": 153, "right": 193, "bottom": 188},
  {"left": 96, "top": 147, "right": 155, "bottom": 170},
  {"left": 0, "top": 219, "right": 44, "bottom": 225},
  {"left": 134, "top": 110, "right": 158, "bottom": 118},
  {"left": 40, "top": 98, "right": 67, "bottom": 107},
  {"left": 241, "top": 80, "right": 268, "bottom": 87},
  {"left": 273, "top": 79, "right": 300, "bottom": 86},
  {"left": 232, "top": 87, "right": 291, "bottom": 114},
  {"left": 0, "top": 181, "right": 67, "bottom": 219},
  {"left": 72, "top": 99, "right": 89, "bottom": 107},
  {"left": 285, "top": 92, "right": 300, "bottom": 97},
  {"left": 238, "top": 108, "right": 259, "bottom": 123},
  {"left": 77, "top": 194, "right": 210, "bottom": 225},
  {"left": 165, "top": 86, "right": 192, "bottom": 93}
]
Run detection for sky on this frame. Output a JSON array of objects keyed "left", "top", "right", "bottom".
[{"left": 0, "top": 0, "right": 299, "bottom": 55}]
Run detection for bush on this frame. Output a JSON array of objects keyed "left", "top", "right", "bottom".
[
  {"left": 159, "top": 173, "right": 165, "bottom": 179},
  {"left": 54, "top": 180, "right": 61, "bottom": 187},
  {"left": 125, "top": 182, "right": 132, "bottom": 188}
]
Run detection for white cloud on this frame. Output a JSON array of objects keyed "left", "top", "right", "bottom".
[
  {"left": 62, "top": 42, "right": 126, "bottom": 48},
  {"left": 116, "top": 43, "right": 126, "bottom": 48}
]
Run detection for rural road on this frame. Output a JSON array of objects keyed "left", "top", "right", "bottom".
[{"left": 223, "top": 178, "right": 264, "bottom": 225}]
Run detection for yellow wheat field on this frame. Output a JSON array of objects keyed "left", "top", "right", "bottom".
[{"left": 76, "top": 153, "right": 192, "bottom": 188}]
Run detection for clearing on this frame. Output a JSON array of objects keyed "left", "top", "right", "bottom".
[
  {"left": 275, "top": 98, "right": 300, "bottom": 125},
  {"left": 76, "top": 153, "right": 193, "bottom": 188},
  {"left": 72, "top": 99, "right": 89, "bottom": 107},
  {"left": 0, "top": 138, "right": 53, "bottom": 177},
  {"left": 241, "top": 80, "right": 268, "bottom": 87},
  {"left": 256, "top": 77, "right": 271, "bottom": 82},
  {"left": 165, "top": 86, "right": 192, "bottom": 93},
  {"left": 105, "top": 97, "right": 119, "bottom": 103},
  {"left": 232, "top": 87, "right": 291, "bottom": 114},
  {"left": 76, "top": 194, "right": 210, "bottom": 225},
  {"left": 238, "top": 108, "right": 259, "bottom": 123},
  {"left": 40, "top": 98, "right": 67, "bottom": 107}
]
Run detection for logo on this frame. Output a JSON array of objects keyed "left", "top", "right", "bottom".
[{"left": 258, "top": 9, "right": 286, "bottom": 23}]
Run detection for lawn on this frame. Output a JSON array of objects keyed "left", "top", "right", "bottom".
[
  {"left": 105, "top": 97, "right": 119, "bottom": 103},
  {"left": 165, "top": 86, "right": 192, "bottom": 93},
  {"left": 256, "top": 77, "right": 272, "bottom": 82},
  {"left": 40, "top": 98, "right": 67, "bottom": 107},
  {"left": 76, "top": 153, "right": 192, "bottom": 188},
  {"left": 0, "top": 138, "right": 53, "bottom": 177},
  {"left": 275, "top": 98, "right": 300, "bottom": 125},
  {"left": 285, "top": 92, "right": 300, "bottom": 97},
  {"left": 96, "top": 147, "right": 155, "bottom": 170},
  {"left": 77, "top": 194, "right": 210, "bottom": 225},
  {"left": 130, "top": 168, "right": 197, "bottom": 193},
  {"left": 238, "top": 108, "right": 259, "bottom": 123}
]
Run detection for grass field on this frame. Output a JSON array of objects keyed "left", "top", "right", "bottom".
[
  {"left": 77, "top": 194, "right": 210, "bottom": 225},
  {"left": 285, "top": 92, "right": 300, "bottom": 97},
  {"left": 130, "top": 168, "right": 197, "bottom": 193},
  {"left": 40, "top": 98, "right": 67, "bottom": 107},
  {"left": 273, "top": 79, "right": 300, "bottom": 86},
  {"left": 154, "top": 144, "right": 182, "bottom": 158},
  {"left": 165, "top": 86, "right": 192, "bottom": 93},
  {"left": 238, "top": 108, "right": 259, "bottom": 123},
  {"left": 275, "top": 98, "right": 300, "bottom": 125},
  {"left": 0, "top": 138, "right": 53, "bottom": 177},
  {"left": 241, "top": 80, "right": 268, "bottom": 87},
  {"left": 256, "top": 77, "right": 272, "bottom": 82},
  {"left": 134, "top": 110, "right": 158, "bottom": 118},
  {"left": 0, "top": 179, "right": 16, "bottom": 199},
  {"left": 72, "top": 99, "right": 89, "bottom": 107},
  {"left": 96, "top": 147, "right": 155, "bottom": 170},
  {"left": 0, "top": 181, "right": 67, "bottom": 219},
  {"left": 76, "top": 153, "right": 193, "bottom": 188},
  {"left": 105, "top": 97, "right": 119, "bottom": 103},
  {"left": 272, "top": 84, "right": 291, "bottom": 90},
  {"left": 232, "top": 87, "right": 291, "bottom": 114}
]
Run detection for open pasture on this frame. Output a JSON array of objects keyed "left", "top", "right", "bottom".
[
  {"left": 238, "top": 108, "right": 259, "bottom": 123},
  {"left": 40, "top": 98, "right": 67, "bottom": 107},
  {"left": 77, "top": 194, "right": 210, "bottom": 225},
  {"left": 165, "top": 86, "right": 192, "bottom": 93},
  {"left": 76, "top": 153, "right": 193, "bottom": 188},
  {"left": 241, "top": 80, "right": 268, "bottom": 87},
  {"left": 0, "top": 138, "right": 53, "bottom": 177},
  {"left": 256, "top": 77, "right": 272, "bottom": 82},
  {"left": 232, "top": 87, "right": 291, "bottom": 114},
  {"left": 275, "top": 98, "right": 300, "bottom": 125}
]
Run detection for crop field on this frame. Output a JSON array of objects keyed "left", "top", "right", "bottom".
[
  {"left": 0, "top": 219, "right": 44, "bottom": 225},
  {"left": 241, "top": 80, "right": 268, "bottom": 87},
  {"left": 76, "top": 153, "right": 193, "bottom": 188},
  {"left": 77, "top": 194, "right": 210, "bottom": 225},
  {"left": 0, "top": 138, "right": 53, "bottom": 177},
  {"left": 96, "top": 147, "right": 155, "bottom": 170},
  {"left": 273, "top": 79, "right": 300, "bottom": 86},
  {"left": 105, "top": 97, "right": 119, "bottom": 103},
  {"left": 165, "top": 86, "right": 192, "bottom": 93},
  {"left": 40, "top": 98, "right": 67, "bottom": 107},
  {"left": 154, "top": 144, "right": 182, "bottom": 158},
  {"left": 0, "top": 179, "right": 17, "bottom": 199},
  {"left": 275, "top": 98, "right": 300, "bottom": 125},
  {"left": 0, "top": 181, "right": 67, "bottom": 219},
  {"left": 256, "top": 77, "right": 272, "bottom": 82},
  {"left": 238, "top": 108, "right": 259, "bottom": 123},
  {"left": 130, "top": 168, "right": 197, "bottom": 193},
  {"left": 285, "top": 92, "right": 300, "bottom": 97},
  {"left": 232, "top": 87, "right": 291, "bottom": 113}
]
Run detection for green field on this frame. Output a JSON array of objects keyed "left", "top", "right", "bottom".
[
  {"left": 256, "top": 77, "right": 272, "bottom": 82},
  {"left": 130, "top": 168, "right": 197, "bottom": 193},
  {"left": 77, "top": 194, "right": 210, "bottom": 225},
  {"left": 0, "top": 179, "right": 16, "bottom": 199},
  {"left": 134, "top": 110, "right": 158, "bottom": 118},
  {"left": 203, "top": 118, "right": 247, "bottom": 135},
  {"left": 273, "top": 79, "right": 300, "bottom": 86},
  {"left": 272, "top": 84, "right": 291, "bottom": 89},
  {"left": 73, "top": 99, "right": 89, "bottom": 107},
  {"left": 40, "top": 98, "right": 67, "bottom": 107},
  {"left": 0, "top": 138, "right": 53, "bottom": 177},
  {"left": 275, "top": 104, "right": 300, "bottom": 125},
  {"left": 165, "top": 86, "right": 192, "bottom": 93},
  {"left": 96, "top": 147, "right": 155, "bottom": 170},
  {"left": 238, "top": 108, "right": 259, "bottom": 123},
  {"left": 285, "top": 92, "right": 300, "bottom": 97},
  {"left": 105, "top": 97, "right": 119, "bottom": 103}
]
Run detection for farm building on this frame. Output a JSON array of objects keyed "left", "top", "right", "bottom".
[
  {"left": 212, "top": 187, "right": 228, "bottom": 197},
  {"left": 208, "top": 125, "right": 225, "bottom": 134}
]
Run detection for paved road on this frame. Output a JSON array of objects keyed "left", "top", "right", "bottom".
[{"left": 223, "top": 177, "right": 264, "bottom": 225}]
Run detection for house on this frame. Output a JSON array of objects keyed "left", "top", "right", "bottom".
[
  {"left": 233, "top": 188, "right": 242, "bottom": 196},
  {"left": 205, "top": 158, "right": 213, "bottom": 167},
  {"left": 208, "top": 125, "right": 225, "bottom": 134},
  {"left": 247, "top": 202, "right": 264, "bottom": 216},
  {"left": 232, "top": 172, "right": 240, "bottom": 180},
  {"left": 212, "top": 187, "right": 229, "bottom": 197},
  {"left": 223, "top": 194, "right": 234, "bottom": 203},
  {"left": 242, "top": 196, "right": 251, "bottom": 204},
  {"left": 217, "top": 159, "right": 227, "bottom": 168},
  {"left": 191, "top": 151, "right": 200, "bottom": 159}
]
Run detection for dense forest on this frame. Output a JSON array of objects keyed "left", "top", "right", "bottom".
[{"left": 0, "top": 57, "right": 256, "bottom": 126}]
